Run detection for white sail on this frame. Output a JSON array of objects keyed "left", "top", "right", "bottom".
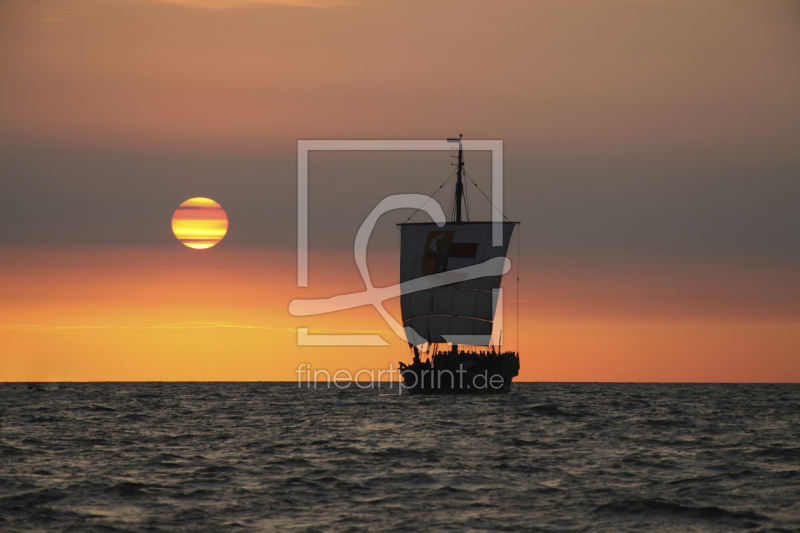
[{"left": 399, "top": 221, "right": 516, "bottom": 346}]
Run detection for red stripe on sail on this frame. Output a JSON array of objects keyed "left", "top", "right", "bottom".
[{"left": 450, "top": 243, "right": 478, "bottom": 258}]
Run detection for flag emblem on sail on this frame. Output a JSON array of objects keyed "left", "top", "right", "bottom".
[
  {"left": 399, "top": 222, "right": 516, "bottom": 346},
  {"left": 422, "top": 230, "right": 480, "bottom": 277}
]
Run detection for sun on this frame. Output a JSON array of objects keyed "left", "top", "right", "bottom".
[{"left": 171, "top": 197, "right": 229, "bottom": 249}]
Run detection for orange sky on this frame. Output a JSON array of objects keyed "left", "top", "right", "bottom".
[
  {"left": 0, "top": 0, "right": 798, "bottom": 382},
  {"left": 1, "top": 246, "right": 797, "bottom": 382}
]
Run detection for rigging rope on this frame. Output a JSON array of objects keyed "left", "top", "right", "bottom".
[
  {"left": 464, "top": 170, "right": 513, "bottom": 223},
  {"left": 402, "top": 168, "right": 458, "bottom": 224}
]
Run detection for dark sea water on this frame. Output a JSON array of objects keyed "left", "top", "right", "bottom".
[{"left": 1, "top": 383, "right": 799, "bottom": 532}]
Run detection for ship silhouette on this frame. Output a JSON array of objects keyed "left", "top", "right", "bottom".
[{"left": 398, "top": 135, "right": 520, "bottom": 394}]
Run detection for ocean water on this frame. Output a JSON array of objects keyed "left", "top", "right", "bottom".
[{"left": 1, "top": 382, "right": 799, "bottom": 532}]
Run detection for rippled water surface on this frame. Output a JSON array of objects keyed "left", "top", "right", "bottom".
[{"left": 1, "top": 383, "right": 799, "bottom": 532}]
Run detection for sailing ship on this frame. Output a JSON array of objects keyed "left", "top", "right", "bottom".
[{"left": 398, "top": 135, "right": 520, "bottom": 394}]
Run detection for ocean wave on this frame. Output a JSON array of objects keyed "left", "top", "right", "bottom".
[
  {"left": 1, "top": 382, "right": 799, "bottom": 532},
  {"left": 592, "top": 498, "right": 768, "bottom": 527}
]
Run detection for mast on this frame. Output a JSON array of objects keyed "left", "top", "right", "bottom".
[
  {"left": 451, "top": 133, "right": 464, "bottom": 353},
  {"left": 454, "top": 133, "right": 464, "bottom": 222}
]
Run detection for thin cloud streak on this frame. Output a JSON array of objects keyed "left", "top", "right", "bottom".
[{"left": 2, "top": 322, "right": 390, "bottom": 335}]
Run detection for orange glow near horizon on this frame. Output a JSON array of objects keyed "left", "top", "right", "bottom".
[
  {"left": 1, "top": 246, "right": 798, "bottom": 383},
  {"left": 171, "top": 197, "right": 229, "bottom": 249}
]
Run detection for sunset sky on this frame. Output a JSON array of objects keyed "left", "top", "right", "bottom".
[{"left": 1, "top": 0, "right": 799, "bottom": 381}]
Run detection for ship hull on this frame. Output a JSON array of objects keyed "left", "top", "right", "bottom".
[{"left": 399, "top": 354, "right": 519, "bottom": 395}]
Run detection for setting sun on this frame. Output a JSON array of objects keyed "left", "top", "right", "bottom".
[{"left": 171, "top": 197, "right": 228, "bottom": 249}]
